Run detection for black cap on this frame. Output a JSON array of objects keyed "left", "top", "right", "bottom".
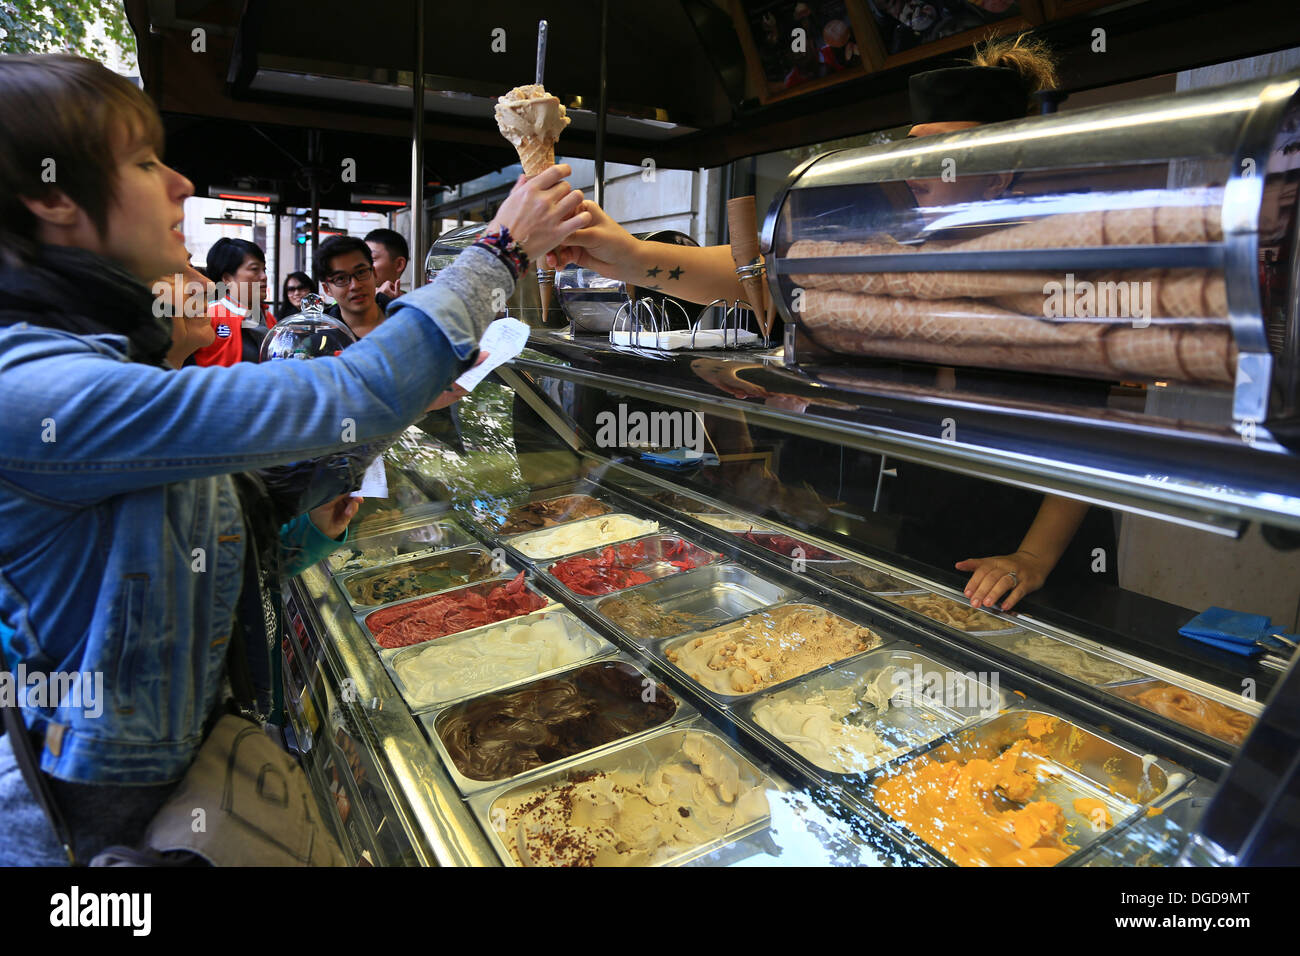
[{"left": 908, "top": 66, "right": 1031, "bottom": 124}]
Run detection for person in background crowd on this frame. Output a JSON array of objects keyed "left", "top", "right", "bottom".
[
  {"left": 0, "top": 53, "right": 588, "bottom": 865},
  {"left": 192, "top": 236, "right": 275, "bottom": 366},
  {"left": 318, "top": 235, "right": 391, "bottom": 338},
  {"left": 365, "top": 227, "right": 410, "bottom": 299},
  {"left": 277, "top": 270, "right": 316, "bottom": 322}
]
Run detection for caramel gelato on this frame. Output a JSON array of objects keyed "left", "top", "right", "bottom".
[
  {"left": 494, "top": 84, "right": 570, "bottom": 176},
  {"left": 664, "top": 605, "right": 881, "bottom": 696},
  {"left": 1120, "top": 682, "right": 1255, "bottom": 746},
  {"left": 498, "top": 495, "right": 611, "bottom": 535},
  {"left": 886, "top": 592, "right": 1014, "bottom": 631}
]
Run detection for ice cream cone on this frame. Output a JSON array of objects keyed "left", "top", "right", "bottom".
[
  {"left": 1103, "top": 207, "right": 1157, "bottom": 246},
  {"left": 1156, "top": 205, "right": 1208, "bottom": 244},
  {"left": 517, "top": 137, "right": 557, "bottom": 178},
  {"left": 801, "top": 290, "right": 1070, "bottom": 347},
  {"left": 495, "top": 84, "right": 569, "bottom": 178},
  {"left": 1104, "top": 325, "right": 1187, "bottom": 380},
  {"left": 787, "top": 239, "right": 915, "bottom": 295},
  {"left": 1176, "top": 326, "right": 1236, "bottom": 384}
]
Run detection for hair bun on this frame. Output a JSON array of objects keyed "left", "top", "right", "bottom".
[{"left": 969, "top": 32, "right": 1060, "bottom": 110}]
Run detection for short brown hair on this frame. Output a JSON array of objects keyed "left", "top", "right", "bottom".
[{"left": 0, "top": 54, "right": 165, "bottom": 262}]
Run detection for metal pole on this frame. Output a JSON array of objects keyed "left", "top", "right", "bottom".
[
  {"left": 594, "top": 0, "right": 608, "bottom": 206},
  {"left": 309, "top": 131, "right": 320, "bottom": 268},
  {"left": 271, "top": 206, "right": 281, "bottom": 317},
  {"left": 410, "top": 0, "right": 427, "bottom": 288}
]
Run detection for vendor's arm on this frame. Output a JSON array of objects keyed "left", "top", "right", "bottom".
[
  {"left": 547, "top": 200, "right": 746, "bottom": 306},
  {"left": 954, "top": 495, "right": 1090, "bottom": 611}
]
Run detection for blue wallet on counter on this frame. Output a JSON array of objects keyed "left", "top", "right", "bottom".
[{"left": 1178, "top": 607, "right": 1298, "bottom": 657}]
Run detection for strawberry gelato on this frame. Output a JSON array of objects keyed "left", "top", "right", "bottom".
[{"left": 365, "top": 571, "right": 547, "bottom": 649}]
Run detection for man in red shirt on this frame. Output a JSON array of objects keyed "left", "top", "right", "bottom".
[{"left": 193, "top": 237, "right": 275, "bottom": 366}]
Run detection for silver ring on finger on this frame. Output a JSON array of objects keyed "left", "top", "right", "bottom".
[{"left": 1005, "top": 570, "right": 1019, "bottom": 586}]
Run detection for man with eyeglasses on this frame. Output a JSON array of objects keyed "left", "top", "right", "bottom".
[{"left": 315, "top": 236, "right": 391, "bottom": 339}]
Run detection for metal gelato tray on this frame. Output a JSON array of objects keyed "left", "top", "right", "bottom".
[
  {"left": 380, "top": 606, "right": 617, "bottom": 714},
  {"left": 325, "top": 516, "right": 473, "bottom": 577},
  {"left": 336, "top": 545, "right": 502, "bottom": 612},
  {"left": 590, "top": 563, "right": 798, "bottom": 649},
  {"left": 860, "top": 709, "right": 1191, "bottom": 867},
  {"left": 738, "top": 646, "right": 1010, "bottom": 785},
  {"left": 468, "top": 723, "right": 778, "bottom": 867},
  {"left": 477, "top": 485, "right": 617, "bottom": 540},
  {"left": 538, "top": 533, "right": 723, "bottom": 601},
  {"left": 504, "top": 511, "right": 665, "bottom": 563},
  {"left": 651, "top": 601, "right": 893, "bottom": 707},
  {"left": 1100, "top": 678, "right": 1261, "bottom": 747},
  {"left": 879, "top": 590, "right": 1024, "bottom": 636},
  {"left": 419, "top": 656, "right": 696, "bottom": 798},
  {"left": 976, "top": 629, "right": 1153, "bottom": 687},
  {"left": 356, "top": 572, "right": 554, "bottom": 656},
  {"left": 825, "top": 562, "right": 929, "bottom": 597},
  {"left": 732, "top": 530, "right": 855, "bottom": 571}
]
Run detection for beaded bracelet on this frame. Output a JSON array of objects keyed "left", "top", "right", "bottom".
[{"left": 474, "top": 225, "right": 529, "bottom": 280}]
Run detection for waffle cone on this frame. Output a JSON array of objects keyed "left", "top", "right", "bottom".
[
  {"left": 516, "top": 137, "right": 556, "bottom": 177},
  {"left": 787, "top": 239, "right": 915, "bottom": 294},
  {"left": 1103, "top": 207, "right": 1157, "bottom": 245},
  {"left": 801, "top": 290, "right": 1071, "bottom": 347},
  {"left": 1155, "top": 205, "right": 1208, "bottom": 244},
  {"left": 1176, "top": 326, "right": 1236, "bottom": 384},
  {"left": 1105, "top": 326, "right": 1187, "bottom": 380}
]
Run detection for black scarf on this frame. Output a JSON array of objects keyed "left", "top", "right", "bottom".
[{"left": 0, "top": 244, "right": 173, "bottom": 366}]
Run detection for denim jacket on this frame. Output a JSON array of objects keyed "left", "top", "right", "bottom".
[{"left": 0, "top": 246, "right": 510, "bottom": 783}]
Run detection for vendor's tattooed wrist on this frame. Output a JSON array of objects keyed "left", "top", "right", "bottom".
[
  {"left": 645, "top": 265, "right": 662, "bottom": 278},
  {"left": 668, "top": 266, "right": 683, "bottom": 280}
]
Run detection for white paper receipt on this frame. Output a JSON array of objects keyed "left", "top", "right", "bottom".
[
  {"left": 453, "top": 317, "right": 531, "bottom": 392},
  {"left": 358, "top": 457, "right": 389, "bottom": 498}
]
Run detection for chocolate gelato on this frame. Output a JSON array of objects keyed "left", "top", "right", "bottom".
[
  {"left": 438, "top": 661, "right": 678, "bottom": 781},
  {"left": 499, "top": 495, "right": 611, "bottom": 535}
]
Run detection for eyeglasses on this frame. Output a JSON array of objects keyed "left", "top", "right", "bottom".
[
  {"left": 323, "top": 266, "right": 374, "bottom": 289},
  {"left": 286, "top": 285, "right": 310, "bottom": 293}
]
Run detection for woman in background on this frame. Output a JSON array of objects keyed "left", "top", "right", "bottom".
[{"left": 277, "top": 270, "right": 316, "bottom": 322}]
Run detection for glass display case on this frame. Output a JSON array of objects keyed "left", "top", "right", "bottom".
[
  {"left": 281, "top": 358, "right": 1299, "bottom": 867},
  {"left": 764, "top": 70, "right": 1300, "bottom": 441}
]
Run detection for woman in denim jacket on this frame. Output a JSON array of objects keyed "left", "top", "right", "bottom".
[{"left": 0, "top": 55, "right": 588, "bottom": 865}]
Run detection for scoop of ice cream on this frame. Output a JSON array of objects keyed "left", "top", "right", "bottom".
[
  {"left": 495, "top": 84, "right": 570, "bottom": 148},
  {"left": 494, "top": 731, "right": 769, "bottom": 866}
]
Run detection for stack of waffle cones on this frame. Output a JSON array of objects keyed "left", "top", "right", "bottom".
[{"left": 786, "top": 203, "right": 1235, "bottom": 385}]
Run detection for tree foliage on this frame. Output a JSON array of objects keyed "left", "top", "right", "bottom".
[{"left": 0, "top": 1, "right": 138, "bottom": 67}]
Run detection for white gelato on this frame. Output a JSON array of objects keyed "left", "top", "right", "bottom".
[
  {"left": 510, "top": 514, "right": 658, "bottom": 559},
  {"left": 493, "top": 731, "right": 769, "bottom": 867},
  {"left": 751, "top": 668, "right": 909, "bottom": 774},
  {"left": 394, "top": 612, "right": 603, "bottom": 706}
]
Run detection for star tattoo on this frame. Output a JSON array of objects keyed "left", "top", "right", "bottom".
[
  {"left": 668, "top": 266, "right": 683, "bottom": 280},
  {"left": 646, "top": 266, "right": 662, "bottom": 278}
]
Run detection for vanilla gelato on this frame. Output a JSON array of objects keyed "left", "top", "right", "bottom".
[
  {"left": 751, "top": 669, "right": 909, "bottom": 773},
  {"left": 393, "top": 612, "right": 605, "bottom": 706},
  {"left": 664, "top": 604, "right": 880, "bottom": 696},
  {"left": 510, "top": 514, "right": 658, "bottom": 559},
  {"left": 1010, "top": 634, "right": 1143, "bottom": 685},
  {"left": 493, "top": 732, "right": 769, "bottom": 866}
]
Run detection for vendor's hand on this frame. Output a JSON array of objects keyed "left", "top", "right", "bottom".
[
  {"left": 426, "top": 351, "right": 488, "bottom": 411},
  {"left": 487, "top": 165, "right": 591, "bottom": 261},
  {"left": 954, "top": 550, "right": 1050, "bottom": 612},
  {"left": 689, "top": 358, "right": 770, "bottom": 400},
  {"left": 310, "top": 494, "right": 362, "bottom": 540},
  {"left": 545, "top": 199, "right": 638, "bottom": 274}
]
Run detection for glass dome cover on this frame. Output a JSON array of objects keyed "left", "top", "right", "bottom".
[{"left": 260, "top": 292, "right": 358, "bottom": 360}]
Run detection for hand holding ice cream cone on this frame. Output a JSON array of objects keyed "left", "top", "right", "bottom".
[{"left": 485, "top": 165, "right": 590, "bottom": 261}]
